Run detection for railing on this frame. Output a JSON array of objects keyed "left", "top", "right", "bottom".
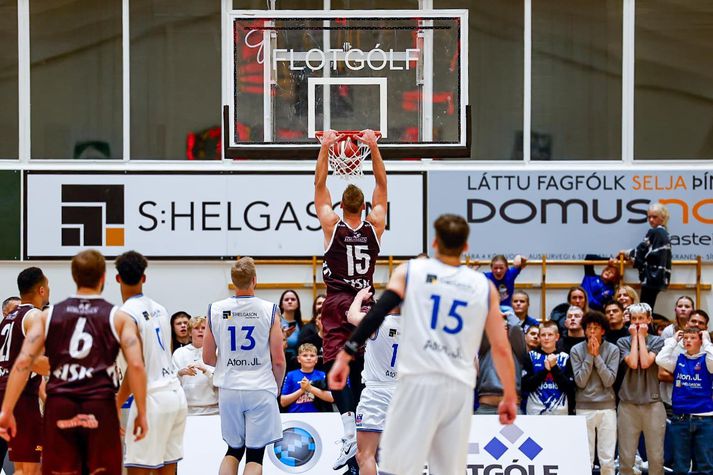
[{"left": 230, "top": 256, "right": 711, "bottom": 320}]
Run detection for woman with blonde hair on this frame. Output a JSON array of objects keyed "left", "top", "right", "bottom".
[{"left": 620, "top": 202, "right": 672, "bottom": 311}]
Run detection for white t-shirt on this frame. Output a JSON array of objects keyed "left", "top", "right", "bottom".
[{"left": 172, "top": 344, "right": 218, "bottom": 415}]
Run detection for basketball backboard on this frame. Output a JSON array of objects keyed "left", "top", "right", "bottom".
[{"left": 223, "top": 10, "right": 469, "bottom": 159}]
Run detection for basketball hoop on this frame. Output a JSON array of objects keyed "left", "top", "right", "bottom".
[{"left": 315, "top": 131, "right": 381, "bottom": 178}]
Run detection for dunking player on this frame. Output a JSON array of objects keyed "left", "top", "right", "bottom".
[
  {"left": 115, "top": 251, "right": 187, "bottom": 474},
  {"left": 314, "top": 129, "right": 387, "bottom": 470},
  {"left": 346, "top": 288, "right": 400, "bottom": 475},
  {"left": 330, "top": 214, "right": 518, "bottom": 475},
  {"left": 0, "top": 250, "right": 148, "bottom": 475},
  {"left": 0, "top": 267, "right": 50, "bottom": 475},
  {"left": 203, "top": 257, "right": 286, "bottom": 475}
]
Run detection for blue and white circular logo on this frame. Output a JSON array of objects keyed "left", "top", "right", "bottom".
[{"left": 268, "top": 421, "right": 322, "bottom": 473}]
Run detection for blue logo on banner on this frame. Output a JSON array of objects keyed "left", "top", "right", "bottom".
[
  {"left": 268, "top": 421, "right": 322, "bottom": 473},
  {"left": 484, "top": 424, "right": 543, "bottom": 461}
]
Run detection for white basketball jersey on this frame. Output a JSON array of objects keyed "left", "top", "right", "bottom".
[
  {"left": 362, "top": 313, "right": 400, "bottom": 386},
  {"left": 209, "top": 296, "right": 278, "bottom": 394},
  {"left": 121, "top": 295, "right": 178, "bottom": 392},
  {"left": 398, "top": 258, "right": 490, "bottom": 388}
]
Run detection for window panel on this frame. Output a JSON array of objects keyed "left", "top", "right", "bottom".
[
  {"left": 635, "top": 1, "right": 713, "bottom": 160},
  {"left": 30, "top": 0, "right": 122, "bottom": 160},
  {"left": 532, "top": 0, "right": 622, "bottom": 161},
  {"left": 440, "top": 0, "right": 524, "bottom": 160},
  {"left": 131, "top": 0, "right": 221, "bottom": 160},
  {"left": 0, "top": 0, "right": 19, "bottom": 159}
]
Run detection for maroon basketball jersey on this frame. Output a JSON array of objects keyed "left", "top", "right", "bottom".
[
  {"left": 45, "top": 297, "right": 120, "bottom": 399},
  {"left": 0, "top": 304, "right": 41, "bottom": 396},
  {"left": 323, "top": 220, "right": 380, "bottom": 294}
]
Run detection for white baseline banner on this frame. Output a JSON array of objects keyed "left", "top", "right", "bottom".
[
  {"left": 25, "top": 172, "right": 424, "bottom": 258},
  {"left": 181, "top": 414, "right": 590, "bottom": 474}
]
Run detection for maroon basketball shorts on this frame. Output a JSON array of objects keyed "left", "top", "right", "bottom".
[
  {"left": 7, "top": 393, "right": 42, "bottom": 463},
  {"left": 321, "top": 291, "right": 358, "bottom": 363},
  {"left": 43, "top": 395, "right": 121, "bottom": 475}
]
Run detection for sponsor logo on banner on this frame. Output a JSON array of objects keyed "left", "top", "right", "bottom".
[
  {"left": 267, "top": 421, "right": 322, "bottom": 473},
  {"left": 25, "top": 172, "right": 424, "bottom": 258},
  {"left": 428, "top": 170, "right": 713, "bottom": 261},
  {"left": 60, "top": 184, "right": 125, "bottom": 247}
]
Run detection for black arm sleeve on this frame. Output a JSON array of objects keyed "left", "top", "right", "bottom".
[{"left": 345, "top": 290, "right": 403, "bottom": 353}]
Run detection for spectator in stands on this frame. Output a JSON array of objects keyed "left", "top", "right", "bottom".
[
  {"left": 523, "top": 321, "right": 573, "bottom": 415},
  {"left": 550, "top": 286, "right": 589, "bottom": 332},
  {"left": 619, "top": 202, "right": 672, "bottom": 311},
  {"left": 476, "top": 311, "right": 528, "bottom": 414},
  {"left": 279, "top": 289, "right": 303, "bottom": 368},
  {"left": 280, "top": 343, "right": 333, "bottom": 412},
  {"left": 298, "top": 294, "right": 325, "bottom": 349},
  {"left": 512, "top": 290, "right": 539, "bottom": 331},
  {"left": 525, "top": 326, "right": 540, "bottom": 351},
  {"left": 172, "top": 316, "right": 218, "bottom": 415},
  {"left": 656, "top": 328, "right": 713, "bottom": 475},
  {"left": 661, "top": 296, "right": 695, "bottom": 339},
  {"left": 687, "top": 309, "right": 710, "bottom": 334},
  {"left": 604, "top": 301, "right": 629, "bottom": 344},
  {"left": 652, "top": 314, "right": 671, "bottom": 336},
  {"left": 616, "top": 303, "right": 665, "bottom": 475},
  {"left": 582, "top": 254, "right": 620, "bottom": 311},
  {"left": 558, "top": 306, "right": 586, "bottom": 353},
  {"left": 570, "top": 311, "right": 620, "bottom": 475},
  {"left": 170, "top": 310, "right": 192, "bottom": 353},
  {"left": 616, "top": 285, "right": 639, "bottom": 310},
  {"left": 616, "top": 285, "right": 639, "bottom": 325},
  {"left": 1, "top": 296, "right": 20, "bottom": 317},
  {"left": 484, "top": 254, "right": 528, "bottom": 307}
]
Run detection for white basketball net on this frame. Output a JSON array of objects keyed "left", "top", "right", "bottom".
[{"left": 318, "top": 135, "right": 373, "bottom": 178}]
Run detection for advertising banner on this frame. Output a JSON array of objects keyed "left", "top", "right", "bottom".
[
  {"left": 181, "top": 414, "right": 590, "bottom": 474},
  {"left": 25, "top": 171, "right": 425, "bottom": 258},
  {"left": 428, "top": 170, "right": 713, "bottom": 261}
]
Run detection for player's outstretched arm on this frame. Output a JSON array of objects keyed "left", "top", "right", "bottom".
[
  {"left": 0, "top": 310, "right": 47, "bottom": 441},
  {"left": 483, "top": 281, "right": 517, "bottom": 425},
  {"left": 359, "top": 129, "right": 387, "bottom": 238},
  {"left": 269, "top": 308, "right": 287, "bottom": 391},
  {"left": 115, "top": 311, "right": 148, "bottom": 441},
  {"left": 346, "top": 288, "right": 372, "bottom": 326},
  {"left": 314, "top": 130, "right": 341, "bottom": 245}
]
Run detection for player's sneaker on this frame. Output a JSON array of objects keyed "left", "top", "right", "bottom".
[{"left": 333, "top": 437, "right": 357, "bottom": 470}]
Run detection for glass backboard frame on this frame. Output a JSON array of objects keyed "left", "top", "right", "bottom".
[{"left": 223, "top": 9, "right": 469, "bottom": 159}]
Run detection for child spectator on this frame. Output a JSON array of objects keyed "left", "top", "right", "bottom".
[
  {"left": 581, "top": 254, "right": 620, "bottom": 311},
  {"left": 523, "top": 321, "right": 573, "bottom": 415},
  {"left": 604, "top": 301, "right": 629, "bottom": 344},
  {"left": 557, "top": 306, "right": 586, "bottom": 354},
  {"left": 615, "top": 285, "right": 639, "bottom": 310},
  {"left": 512, "top": 290, "right": 539, "bottom": 331},
  {"left": 170, "top": 311, "right": 192, "bottom": 353},
  {"left": 279, "top": 290, "right": 304, "bottom": 369},
  {"left": 550, "top": 286, "right": 589, "bottom": 332},
  {"left": 172, "top": 316, "right": 218, "bottom": 415},
  {"left": 570, "top": 311, "right": 620, "bottom": 475},
  {"left": 525, "top": 326, "right": 540, "bottom": 351},
  {"left": 656, "top": 328, "right": 713, "bottom": 475},
  {"left": 484, "top": 254, "right": 527, "bottom": 307},
  {"left": 616, "top": 303, "right": 665, "bottom": 475},
  {"left": 280, "top": 343, "right": 333, "bottom": 413}
]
